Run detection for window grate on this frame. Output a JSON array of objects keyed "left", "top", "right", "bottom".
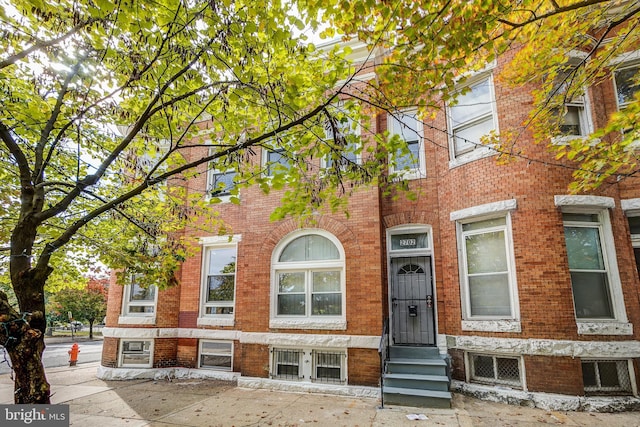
[
  {"left": 582, "top": 360, "right": 633, "bottom": 395},
  {"left": 272, "top": 348, "right": 303, "bottom": 380},
  {"left": 312, "top": 350, "right": 346, "bottom": 384},
  {"left": 470, "top": 353, "right": 521, "bottom": 388}
]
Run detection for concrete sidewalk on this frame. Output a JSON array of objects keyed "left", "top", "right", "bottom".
[{"left": 1, "top": 362, "right": 639, "bottom": 426}]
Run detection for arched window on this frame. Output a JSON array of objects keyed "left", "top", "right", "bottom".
[{"left": 272, "top": 231, "right": 345, "bottom": 324}]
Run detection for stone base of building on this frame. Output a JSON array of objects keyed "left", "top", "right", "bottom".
[{"left": 452, "top": 380, "right": 640, "bottom": 412}]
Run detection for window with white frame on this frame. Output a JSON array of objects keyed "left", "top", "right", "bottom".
[
  {"left": 207, "top": 167, "right": 236, "bottom": 197},
  {"left": 388, "top": 110, "right": 425, "bottom": 178},
  {"left": 272, "top": 232, "right": 345, "bottom": 322},
  {"left": 312, "top": 349, "right": 346, "bottom": 384},
  {"left": 562, "top": 212, "right": 618, "bottom": 319},
  {"left": 270, "top": 347, "right": 346, "bottom": 383},
  {"left": 119, "top": 340, "right": 153, "bottom": 368},
  {"left": 199, "top": 340, "right": 233, "bottom": 370},
  {"left": 582, "top": 359, "right": 633, "bottom": 395},
  {"left": 468, "top": 353, "right": 522, "bottom": 388},
  {"left": 271, "top": 348, "right": 303, "bottom": 380},
  {"left": 263, "top": 147, "right": 292, "bottom": 176},
  {"left": 614, "top": 62, "right": 640, "bottom": 110},
  {"left": 323, "top": 104, "right": 361, "bottom": 169},
  {"left": 448, "top": 74, "right": 497, "bottom": 159},
  {"left": 122, "top": 274, "right": 156, "bottom": 316},
  {"left": 459, "top": 216, "right": 517, "bottom": 318},
  {"left": 201, "top": 245, "right": 237, "bottom": 316},
  {"left": 549, "top": 61, "right": 593, "bottom": 139}
]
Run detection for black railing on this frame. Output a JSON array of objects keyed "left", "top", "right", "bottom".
[{"left": 378, "top": 317, "right": 390, "bottom": 408}]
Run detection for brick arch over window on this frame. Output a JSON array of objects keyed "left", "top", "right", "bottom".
[
  {"left": 259, "top": 216, "right": 361, "bottom": 259},
  {"left": 383, "top": 212, "right": 433, "bottom": 229}
]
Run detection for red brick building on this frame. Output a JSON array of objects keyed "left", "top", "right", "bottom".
[{"left": 100, "top": 42, "right": 640, "bottom": 409}]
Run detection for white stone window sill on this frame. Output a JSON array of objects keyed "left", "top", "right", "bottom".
[
  {"left": 118, "top": 316, "right": 156, "bottom": 325},
  {"left": 461, "top": 320, "right": 521, "bottom": 333},
  {"left": 576, "top": 322, "right": 633, "bottom": 335},
  {"left": 197, "top": 317, "right": 235, "bottom": 327},
  {"left": 269, "top": 318, "right": 347, "bottom": 330}
]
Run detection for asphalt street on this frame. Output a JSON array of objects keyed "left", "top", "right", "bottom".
[{"left": 0, "top": 339, "right": 103, "bottom": 375}]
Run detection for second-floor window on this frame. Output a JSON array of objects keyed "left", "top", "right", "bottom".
[
  {"left": 122, "top": 275, "right": 156, "bottom": 316},
  {"left": 388, "top": 110, "right": 425, "bottom": 178},
  {"left": 448, "top": 75, "right": 497, "bottom": 159},
  {"left": 614, "top": 62, "right": 640, "bottom": 110}
]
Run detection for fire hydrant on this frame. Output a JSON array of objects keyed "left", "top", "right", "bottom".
[{"left": 68, "top": 343, "right": 80, "bottom": 366}]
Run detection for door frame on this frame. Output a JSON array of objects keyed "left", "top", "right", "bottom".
[{"left": 386, "top": 225, "right": 438, "bottom": 346}]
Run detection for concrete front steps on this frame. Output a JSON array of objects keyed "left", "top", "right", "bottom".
[{"left": 382, "top": 345, "right": 451, "bottom": 408}]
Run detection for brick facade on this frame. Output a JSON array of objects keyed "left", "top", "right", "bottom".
[{"left": 101, "top": 43, "right": 640, "bottom": 401}]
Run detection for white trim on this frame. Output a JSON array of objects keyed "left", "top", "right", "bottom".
[
  {"left": 101, "top": 327, "right": 380, "bottom": 348},
  {"left": 451, "top": 380, "right": 640, "bottom": 412},
  {"left": 621, "top": 198, "right": 640, "bottom": 214},
  {"left": 269, "top": 318, "right": 347, "bottom": 330},
  {"left": 197, "top": 317, "right": 235, "bottom": 327},
  {"left": 610, "top": 49, "right": 640, "bottom": 66},
  {"left": 554, "top": 195, "right": 615, "bottom": 209},
  {"left": 576, "top": 322, "right": 633, "bottom": 335},
  {"left": 118, "top": 316, "right": 156, "bottom": 325},
  {"left": 447, "top": 334, "right": 640, "bottom": 358},
  {"left": 199, "top": 234, "right": 242, "bottom": 245},
  {"left": 461, "top": 320, "right": 521, "bottom": 333},
  {"left": 450, "top": 199, "right": 517, "bottom": 221},
  {"left": 97, "top": 365, "right": 239, "bottom": 381},
  {"left": 238, "top": 376, "right": 379, "bottom": 398}
]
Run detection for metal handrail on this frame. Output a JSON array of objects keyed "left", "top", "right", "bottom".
[{"left": 377, "top": 317, "right": 389, "bottom": 408}]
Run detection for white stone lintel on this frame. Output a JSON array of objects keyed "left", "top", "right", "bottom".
[
  {"left": 450, "top": 199, "right": 517, "bottom": 221},
  {"left": 621, "top": 198, "right": 640, "bottom": 214},
  {"left": 554, "top": 195, "right": 615, "bottom": 209}
]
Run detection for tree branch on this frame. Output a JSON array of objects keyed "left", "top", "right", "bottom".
[{"left": 0, "top": 19, "right": 97, "bottom": 70}]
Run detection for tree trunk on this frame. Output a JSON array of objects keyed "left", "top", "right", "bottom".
[
  {"left": 0, "top": 291, "right": 51, "bottom": 404},
  {"left": 89, "top": 319, "right": 94, "bottom": 340}
]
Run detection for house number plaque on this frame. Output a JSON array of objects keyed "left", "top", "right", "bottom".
[{"left": 399, "top": 238, "right": 416, "bottom": 247}]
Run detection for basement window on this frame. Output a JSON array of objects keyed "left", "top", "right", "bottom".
[
  {"left": 270, "top": 347, "right": 347, "bottom": 384},
  {"left": 119, "top": 340, "right": 153, "bottom": 368},
  {"left": 198, "top": 341, "right": 233, "bottom": 371},
  {"left": 582, "top": 359, "right": 633, "bottom": 395},
  {"left": 271, "top": 348, "right": 303, "bottom": 380},
  {"left": 312, "top": 350, "right": 346, "bottom": 384},
  {"left": 468, "top": 353, "right": 522, "bottom": 388}
]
